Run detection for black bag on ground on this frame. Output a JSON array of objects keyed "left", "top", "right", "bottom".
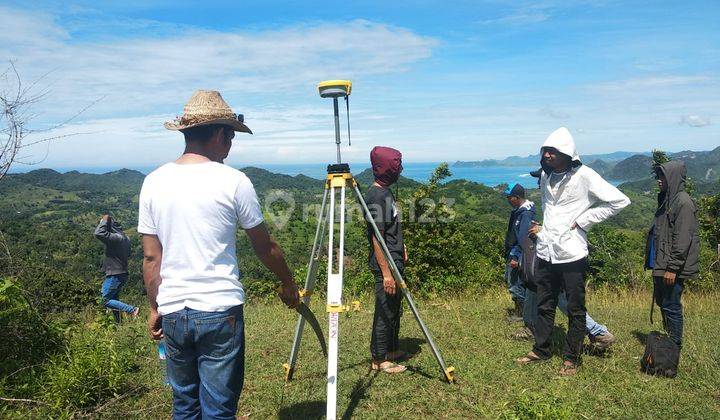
[{"left": 640, "top": 331, "right": 679, "bottom": 378}]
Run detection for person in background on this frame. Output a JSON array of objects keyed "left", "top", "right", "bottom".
[
  {"left": 94, "top": 214, "right": 137, "bottom": 323},
  {"left": 504, "top": 184, "right": 533, "bottom": 323},
  {"left": 645, "top": 161, "right": 700, "bottom": 351},
  {"left": 365, "top": 146, "right": 409, "bottom": 374},
  {"left": 516, "top": 127, "right": 630, "bottom": 375}
]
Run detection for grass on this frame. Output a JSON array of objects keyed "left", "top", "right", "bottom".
[{"left": 11, "top": 287, "right": 720, "bottom": 419}]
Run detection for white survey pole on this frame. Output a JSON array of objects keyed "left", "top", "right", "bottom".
[{"left": 326, "top": 184, "right": 339, "bottom": 419}]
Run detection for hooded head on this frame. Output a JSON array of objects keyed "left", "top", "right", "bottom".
[
  {"left": 370, "top": 146, "right": 403, "bottom": 187},
  {"left": 656, "top": 160, "right": 687, "bottom": 207},
  {"left": 540, "top": 127, "right": 582, "bottom": 173}
]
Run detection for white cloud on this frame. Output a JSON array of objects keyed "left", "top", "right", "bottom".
[
  {"left": 477, "top": 0, "right": 610, "bottom": 26},
  {"left": 589, "top": 75, "right": 713, "bottom": 92},
  {"left": 479, "top": 12, "right": 549, "bottom": 26},
  {"left": 539, "top": 108, "right": 570, "bottom": 119},
  {"left": 0, "top": 7, "right": 436, "bottom": 120},
  {"left": 0, "top": 6, "right": 438, "bottom": 166},
  {"left": 679, "top": 115, "right": 711, "bottom": 127}
]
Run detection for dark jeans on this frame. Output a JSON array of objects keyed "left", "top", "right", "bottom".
[
  {"left": 100, "top": 273, "right": 136, "bottom": 323},
  {"left": 653, "top": 276, "right": 684, "bottom": 348},
  {"left": 371, "top": 266, "right": 403, "bottom": 360},
  {"left": 162, "top": 305, "right": 245, "bottom": 420},
  {"left": 505, "top": 259, "right": 526, "bottom": 303},
  {"left": 532, "top": 258, "right": 588, "bottom": 364}
]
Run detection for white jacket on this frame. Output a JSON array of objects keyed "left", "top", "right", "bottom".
[{"left": 536, "top": 127, "right": 631, "bottom": 264}]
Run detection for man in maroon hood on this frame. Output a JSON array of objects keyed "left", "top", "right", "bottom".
[{"left": 365, "top": 146, "right": 408, "bottom": 374}]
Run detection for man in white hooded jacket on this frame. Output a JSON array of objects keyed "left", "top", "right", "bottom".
[{"left": 517, "top": 127, "right": 630, "bottom": 375}]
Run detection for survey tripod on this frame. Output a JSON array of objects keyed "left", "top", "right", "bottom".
[{"left": 282, "top": 80, "right": 455, "bottom": 420}]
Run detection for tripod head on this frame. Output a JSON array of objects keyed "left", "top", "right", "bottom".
[{"left": 317, "top": 80, "right": 352, "bottom": 164}]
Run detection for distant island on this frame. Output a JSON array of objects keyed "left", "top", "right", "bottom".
[
  {"left": 455, "top": 146, "right": 720, "bottom": 184},
  {"left": 454, "top": 151, "right": 644, "bottom": 168}
]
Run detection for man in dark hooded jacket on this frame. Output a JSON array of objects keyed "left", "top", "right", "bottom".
[
  {"left": 365, "top": 146, "right": 408, "bottom": 374},
  {"left": 95, "top": 214, "right": 138, "bottom": 323},
  {"left": 645, "top": 161, "right": 700, "bottom": 348}
]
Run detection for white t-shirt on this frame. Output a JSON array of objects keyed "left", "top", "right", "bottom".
[{"left": 137, "top": 162, "right": 264, "bottom": 315}]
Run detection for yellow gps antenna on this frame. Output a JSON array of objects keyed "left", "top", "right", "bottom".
[{"left": 318, "top": 80, "right": 352, "bottom": 163}]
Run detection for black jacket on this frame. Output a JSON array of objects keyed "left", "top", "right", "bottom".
[
  {"left": 645, "top": 161, "right": 700, "bottom": 278},
  {"left": 94, "top": 218, "right": 131, "bottom": 276}
]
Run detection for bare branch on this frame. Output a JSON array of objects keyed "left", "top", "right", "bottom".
[{"left": 1, "top": 61, "right": 96, "bottom": 181}]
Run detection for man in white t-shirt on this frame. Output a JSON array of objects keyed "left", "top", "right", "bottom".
[{"left": 139, "top": 90, "right": 299, "bottom": 419}]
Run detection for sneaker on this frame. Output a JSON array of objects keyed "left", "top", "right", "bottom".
[
  {"left": 590, "top": 331, "right": 616, "bottom": 350},
  {"left": 510, "top": 327, "right": 534, "bottom": 341},
  {"left": 131, "top": 307, "right": 140, "bottom": 319}
]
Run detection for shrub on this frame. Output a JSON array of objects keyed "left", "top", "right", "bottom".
[
  {"left": 587, "top": 225, "right": 649, "bottom": 288},
  {"left": 43, "top": 318, "right": 138, "bottom": 412},
  {"left": 0, "top": 277, "right": 63, "bottom": 398}
]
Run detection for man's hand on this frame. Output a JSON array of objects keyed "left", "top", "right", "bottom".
[
  {"left": 278, "top": 281, "right": 300, "bottom": 309},
  {"left": 664, "top": 270, "right": 677, "bottom": 286},
  {"left": 509, "top": 259, "right": 519, "bottom": 269},
  {"left": 383, "top": 276, "right": 397, "bottom": 296},
  {"left": 528, "top": 221, "right": 541, "bottom": 238},
  {"left": 147, "top": 309, "right": 163, "bottom": 340},
  {"left": 403, "top": 245, "right": 409, "bottom": 264}
]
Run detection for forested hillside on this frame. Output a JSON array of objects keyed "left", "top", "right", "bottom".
[{"left": 1, "top": 162, "right": 719, "bottom": 417}]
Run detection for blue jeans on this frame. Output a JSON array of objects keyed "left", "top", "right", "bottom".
[
  {"left": 101, "top": 274, "right": 136, "bottom": 314},
  {"left": 162, "top": 305, "right": 245, "bottom": 420},
  {"left": 523, "top": 287, "right": 608, "bottom": 337},
  {"left": 505, "top": 260, "right": 526, "bottom": 303},
  {"left": 653, "top": 276, "right": 684, "bottom": 347}
]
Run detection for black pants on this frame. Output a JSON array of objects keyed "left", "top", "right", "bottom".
[
  {"left": 532, "top": 258, "right": 588, "bottom": 364},
  {"left": 370, "top": 267, "right": 403, "bottom": 360}
]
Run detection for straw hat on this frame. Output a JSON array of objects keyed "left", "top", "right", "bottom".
[{"left": 164, "top": 90, "right": 252, "bottom": 134}]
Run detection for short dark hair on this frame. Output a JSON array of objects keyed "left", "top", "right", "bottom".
[{"left": 181, "top": 124, "right": 227, "bottom": 143}]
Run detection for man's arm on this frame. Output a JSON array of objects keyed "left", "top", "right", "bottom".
[
  {"left": 574, "top": 171, "right": 631, "bottom": 231},
  {"left": 94, "top": 215, "right": 125, "bottom": 244},
  {"left": 244, "top": 222, "right": 299, "bottom": 308},
  {"left": 372, "top": 234, "right": 397, "bottom": 296},
  {"left": 142, "top": 234, "right": 163, "bottom": 340},
  {"left": 667, "top": 200, "right": 696, "bottom": 276}
]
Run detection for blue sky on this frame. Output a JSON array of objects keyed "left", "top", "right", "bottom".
[{"left": 1, "top": 0, "right": 718, "bottom": 169}]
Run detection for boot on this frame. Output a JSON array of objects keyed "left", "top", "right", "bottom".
[{"left": 506, "top": 299, "right": 523, "bottom": 323}]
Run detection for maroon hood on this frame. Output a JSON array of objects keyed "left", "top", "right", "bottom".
[{"left": 370, "top": 146, "right": 403, "bottom": 187}]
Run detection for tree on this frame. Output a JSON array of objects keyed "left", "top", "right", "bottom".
[{"left": 651, "top": 149, "right": 670, "bottom": 169}]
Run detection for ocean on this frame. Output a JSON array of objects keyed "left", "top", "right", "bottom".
[
  {"left": 258, "top": 163, "right": 541, "bottom": 188},
  {"left": 24, "top": 162, "right": 543, "bottom": 188}
]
